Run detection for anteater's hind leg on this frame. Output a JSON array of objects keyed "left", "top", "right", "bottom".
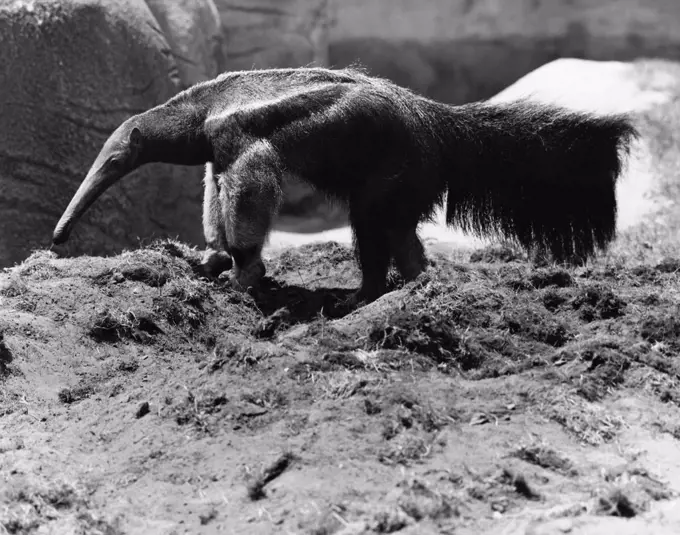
[
  {"left": 219, "top": 141, "right": 283, "bottom": 291},
  {"left": 388, "top": 226, "right": 428, "bottom": 281},
  {"left": 200, "top": 163, "right": 233, "bottom": 278},
  {"left": 351, "top": 222, "right": 391, "bottom": 304},
  {"left": 348, "top": 202, "right": 392, "bottom": 305},
  {"left": 348, "top": 204, "right": 430, "bottom": 305},
  {"left": 348, "top": 185, "right": 437, "bottom": 305}
]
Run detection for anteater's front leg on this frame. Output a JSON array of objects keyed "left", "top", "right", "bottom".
[
  {"left": 200, "top": 162, "right": 233, "bottom": 278},
  {"left": 219, "top": 141, "right": 283, "bottom": 292}
]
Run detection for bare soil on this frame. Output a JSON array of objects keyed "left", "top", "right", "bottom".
[{"left": 2, "top": 232, "right": 680, "bottom": 535}]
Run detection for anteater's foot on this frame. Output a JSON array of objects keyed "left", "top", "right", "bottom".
[
  {"left": 345, "top": 291, "right": 365, "bottom": 309},
  {"left": 346, "top": 283, "right": 385, "bottom": 308},
  {"left": 198, "top": 249, "right": 233, "bottom": 279},
  {"left": 390, "top": 228, "right": 429, "bottom": 282},
  {"left": 229, "top": 259, "right": 266, "bottom": 292}
]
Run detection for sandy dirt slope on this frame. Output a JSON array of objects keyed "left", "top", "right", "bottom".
[{"left": 3, "top": 238, "right": 680, "bottom": 534}]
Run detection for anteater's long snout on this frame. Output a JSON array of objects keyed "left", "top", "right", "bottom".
[
  {"left": 52, "top": 166, "right": 122, "bottom": 245},
  {"left": 52, "top": 220, "right": 72, "bottom": 245}
]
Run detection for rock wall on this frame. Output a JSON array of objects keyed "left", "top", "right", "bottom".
[
  {"left": 0, "top": 0, "right": 209, "bottom": 268},
  {"left": 0, "top": 0, "right": 332, "bottom": 268},
  {"left": 214, "top": 0, "right": 329, "bottom": 70},
  {"left": 328, "top": 0, "right": 680, "bottom": 104},
  {"left": 144, "top": 0, "right": 224, "bottom": 87}
]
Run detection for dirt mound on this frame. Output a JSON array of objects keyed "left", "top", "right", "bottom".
[{"left": 2, "top": 239, "right": 680, "bottom": 533}]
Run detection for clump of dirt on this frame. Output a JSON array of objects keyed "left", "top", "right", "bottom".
[
  {"left": 510, "top": 443, "right": 578, "bottom": 476},
  {"left": 250, "top": 282, "right": 354, "bottom": 323},
  {"left": 655, "top": 257, "right": 680, "bottom": 273},
  {"left": 95, "top": 263, "right": 172, "bottom": 288},
  {"left": 87, "top": 307, "right": 162, "bottom": 343},
  {"left": 0, "top": 276, "right": 29, "bottom": 298},
  {"left": 596, "top": 489, "right": 640, "bottom": 518},
  {"left": 152, "top": 278, "right": 211, "bottom": 331},
  {"left": 639, "top": 307, "right": 680, "bottom": 349},
  {"left": 0, "top": 331, "right": 12, "bottom": 376},
  {"left": 575, "top": 344, "right": 631, "bottom": 401},
  {"left": 394, "top": 477, "right": 459, "bottom": 521},
  {"left": 0, "top": 478, "right": 122, "bottom": 534},
  {"left": 469, "top": 243, "right": 527, "bottom": 263},
  {"left": 58, "top": 383, "right": 95, "bottom": 404},
  {"left": 204, "top": 341, "right": 252, "bottom": 372},
  {"left": 529, "top": 267, "right": 575, "bottom": 289},
  {"left": 246, "top": 452, "right": 297, "bottom": 500},
  {"left": 171, "top": 387, "right": 230, "bottom": 434},
  {"left": 163, "top": 277, "right": 210, "bottom": 305},
  {"left": 153, "top": 297, "right": 205, "bottom": 330},
  {"left": 571, "top": 284, "right": 627, "bottom": 321},
  {"left": 358, "top": 276, "right": 566, "bottom": 376},
  {"left": 541, "top": 287, "right": 572, "bottom": 311},
  {"left": 252, "top": 307, "right": 292, "bottom": 339},
  {"left": 499, "top": 468, "right": 541, "bottom": 501},
  {"left": 501, "top": 306, "right": 572, "bottom": 346},
  {"left": 337, "top": 272, "right": 578, "bottom": 378},
  {"left": 367, "top": 311, "right": 461, "bottom": 367}
]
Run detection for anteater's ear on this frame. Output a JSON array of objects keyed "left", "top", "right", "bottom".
[{"left": 129, "top": 127, "right": 143, "bottom": 154}]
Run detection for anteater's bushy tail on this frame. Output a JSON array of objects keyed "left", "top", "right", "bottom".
[{"left": 439, "top": 99, "right": 640, "bottom": 262}]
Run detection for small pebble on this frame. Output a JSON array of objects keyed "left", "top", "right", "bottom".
[{"left": 135, "top": 401, "right": 150, "bottom": 419}]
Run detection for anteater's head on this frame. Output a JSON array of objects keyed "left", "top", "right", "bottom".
[{"left": 52, "top": 119, "right": 144, "bottom": 245}]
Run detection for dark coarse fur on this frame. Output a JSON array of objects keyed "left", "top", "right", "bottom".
[
  {"left": 52, "top": 65, "right": 639, "bottom": 303},
  {"left": 437, "top": 99, "right": 638, "bottom": 262}
]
